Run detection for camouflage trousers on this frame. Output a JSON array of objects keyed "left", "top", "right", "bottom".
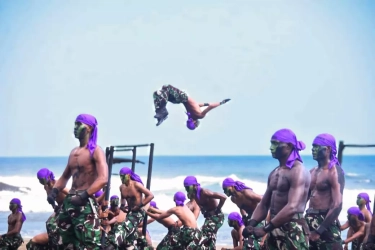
[
  {"left": 200, "top": 212, "right": 224, "bottom": 250},
  {"left": 351, "top": 238, "right": 361, "bottom": 250},
  {"left": 266, "top": 217, "right": 309, "bottom": 250},
  {"left": 124, "top": 209, "right": 146, "bottom": 248},
  {"left": 153, "top": 85, "right": 189, "bottom": 110},
  {"left": 25, "top": 239, "right": 50, "bottom": 250},
  {"left": 156, "top": 226, "right": 181, "bottom": 250},
  {"left": 305, "top": 212, "right": 343, "bottom": 249},
  {"left": 105, "top": 221, "right": 127, "bottom": 249},
  {"left": 243, "top": 219, "right": 265, "bottom": 250},
  {"left": 0, "top": 233, "right": 23, "bottom": 250},
  {"left": 46, "top": 209, "right": 62, "bottom": 246},
  {"left": 57, "top": 194, "right": 101, "bottom": 250},
  {"left": 180, "top": 226, "right": 202, "bottom": 250}
]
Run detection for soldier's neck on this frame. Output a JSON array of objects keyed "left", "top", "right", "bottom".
[
  {"left": 317, "top": 158, "right": 330, "bottom": 169},
  {"left": 79, "top": 135, "right": 89, "bottom": 148}
]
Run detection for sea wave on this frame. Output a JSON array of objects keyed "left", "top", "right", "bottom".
[{"left": 0, "top": 175, "right": 372, "bottom": 223}]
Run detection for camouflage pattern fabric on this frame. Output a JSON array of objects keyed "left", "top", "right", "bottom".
[
  {"left": 243, "top": 220, "right": 265, "bottom": 250},
  {"left": 0, "top": 233, "right": 23, "bottom": 250},
  {"left": 57, "top": 194, "right": 101, "bottom": 250},
  {"left": 266, "top": 219, "right": 309, "bottom": 250},
  {"left": 104, "top": 220, "right": 127, "bottom": 249},
  {"left": 305, "top": 212, "right": 343, "bottom": 249},
  {"left": 46, "top": 209, "right": 62, "bottom": 246},
  {"left": 156, "top": 226, "right": 181, "bottom": 250},
  {"left": 124, "top": 209, "right": 146, "bottom": 248},
  {"left": 153, "top": 84, "right": 189, "bottom": 109},
  {"left": 180, "top": 226, "right": 202, "bottom": 250},
  {"left": 199, "top": 211, "right": 224, "bottom": 250},
  {"left": 25, "top": 239, "right": 50, "bottom": 250},
  {"left": 351, "top": 238, "right": 361, "bottom": 250}
]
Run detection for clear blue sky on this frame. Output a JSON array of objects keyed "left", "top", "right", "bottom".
[{"left": 0, "top": 0, "right": 374, "bottom": 156}]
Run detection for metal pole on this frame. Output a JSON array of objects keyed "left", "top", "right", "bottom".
[
  {"left": 131, "top": 146, "right": 137, "bottom": 172},
  {"left": 101, "top": 146, "right": 114, "bottom": 249},
  {"left": 142, "top": 143, "right": 155, "bottom": 237},
  {"left": 338, "top": 141, "right": 345, "bottom": 165}
]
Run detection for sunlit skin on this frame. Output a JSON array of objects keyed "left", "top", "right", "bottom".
[{"left": 356, "top": 196, "right": 372, "bottom": 223}]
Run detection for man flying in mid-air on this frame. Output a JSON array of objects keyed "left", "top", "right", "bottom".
[{"left": 152, "top": 84, "right": 230, "bottom": 129}]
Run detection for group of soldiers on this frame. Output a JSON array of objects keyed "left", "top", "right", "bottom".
[{"left": 1, "top": 111, "right": 375, "bottom": 250}]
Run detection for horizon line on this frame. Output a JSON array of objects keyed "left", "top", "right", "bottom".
[{"left": 0, "top": 154, "right": 375, "bottom": 158}]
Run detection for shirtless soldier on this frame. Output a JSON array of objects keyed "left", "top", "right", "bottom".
[
  {"left": 152, "top": 84, "right": 230, "bottom": 128},
  {"left": 305, "top": 133, "right": 345, "bottom": 249},
  {"left": 147, "top": 202, "right": 182, "bottom": 249},
  {"left": 119, "top": 167, "right": 154, "bottom": 247},
  {"left": 243, "top": 128, "right": 311, "bottom": 250},
  {"left": 340, "top": 207, "right": 366, "bottom": 250},
  {"left": 27, "top": 168, "right": 69, "bottom": 249},
  {"left": 184, "top": 175, "right": 227, "bottom": 249},
  {"left": 0, "top": 198, "right": 26, "bottom": 249},
  {"left": 48, "top": 114, "right": 108, "bottom": 249},
  {"left": 147, "top": 191, "right": 202, "bottom": 249},
  {"left": 222, "top": 177, "right": 263, "bottom": 249}
]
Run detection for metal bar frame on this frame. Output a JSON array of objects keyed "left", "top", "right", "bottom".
[
  {"left": 101, "top": 143, "right": 154, "bottom": 249},
  {"left": 337, "top": 140, "right": 375, "bottom": 165}
]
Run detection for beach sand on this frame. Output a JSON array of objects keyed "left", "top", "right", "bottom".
[{"left": 18, "top": 238, "right": 232, "bottom": 250}]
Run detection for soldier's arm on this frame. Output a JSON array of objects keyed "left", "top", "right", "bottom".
[
  {"left": 343, "top": 225, "right": 365, "bottom": 244},
  {"left": 135, "top": 183, "right": 154, "bottom": 206},
  {"left": 250, "top": 172, "right": 274, "bottom": 225},
  {"left": 53, "top": 150, "right": 74, "bottom": 191},
  {"left": 86, "top": 147, "right": 108, "bottom": 196},
  {"left": 202, "top": 189, "right": 227, "bottom": 210}
]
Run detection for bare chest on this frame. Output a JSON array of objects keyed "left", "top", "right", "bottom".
[
  {"left": 269, "top": 168, "right": 290, "bottom": 193},
  {"left": 311, "top": 169, "right": 330, "bottom": 192}
]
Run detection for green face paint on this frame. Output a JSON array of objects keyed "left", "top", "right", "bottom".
[
  {"left": 38, "top": 178, "right": 48, "bottom": 185},
  {"left": 74, "top": 122, "right": 87, "bottom": 139},
  {"left": 228, "top": 219, "right": 236, "bottom": 227},
  {"left": 270, "top": 140, "right": 279, "bottom": 155},
  {"left": 312, "top": 145, "right": 327, "bottom": 160},
  {"left": 223, "top": 187, "right": 232, "bottom": 197},
  {"left": 357, "top": 197, "right": 365, "bottom": 206},
  {"left": 9, "top": 203, "right": 17, "bottom": 211},
  {"left": 120, "top": 174, "right": 130, "bottom": 184},
  {"left": 185, "top": 185, "right": 194, "bottom": 196},
  {"left": 110, "top": 198, "right": 120, "bottom": 206}
]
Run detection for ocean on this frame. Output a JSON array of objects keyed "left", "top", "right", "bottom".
[{"left": 0, "top": 155, "right": 374, "bottom": 246}]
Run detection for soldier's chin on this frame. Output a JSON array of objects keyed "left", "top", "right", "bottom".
[{"left": 271, "top": 153, "right": 277, "bottom": 158}]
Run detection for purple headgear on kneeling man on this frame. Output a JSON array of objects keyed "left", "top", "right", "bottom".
[
  {"left": 174, "top": 192, "right": 186, "bottom": 206},
  {"left": 37, "top": 168, "right": 55, "bottom": 181},
  {"left": 348, "top": 207, "right": 365, "bottom": 221},
  {"left": 228, "top": 212, "right": 244, "bottom": 227},
  {"left": 10, "top": 198, "right": 26, "bottom": 222}
]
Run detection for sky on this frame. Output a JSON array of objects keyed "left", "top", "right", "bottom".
[{"left": 0, "top": 0, "right": 374, "bottom": 156}]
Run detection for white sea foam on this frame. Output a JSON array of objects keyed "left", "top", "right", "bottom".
[{"left": 0, "top": 174, "right": 372, "bottom": 224}]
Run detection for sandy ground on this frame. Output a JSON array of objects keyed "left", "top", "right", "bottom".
[{"left": 18, "top": 238, "right": 232, "bottom": 250}]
